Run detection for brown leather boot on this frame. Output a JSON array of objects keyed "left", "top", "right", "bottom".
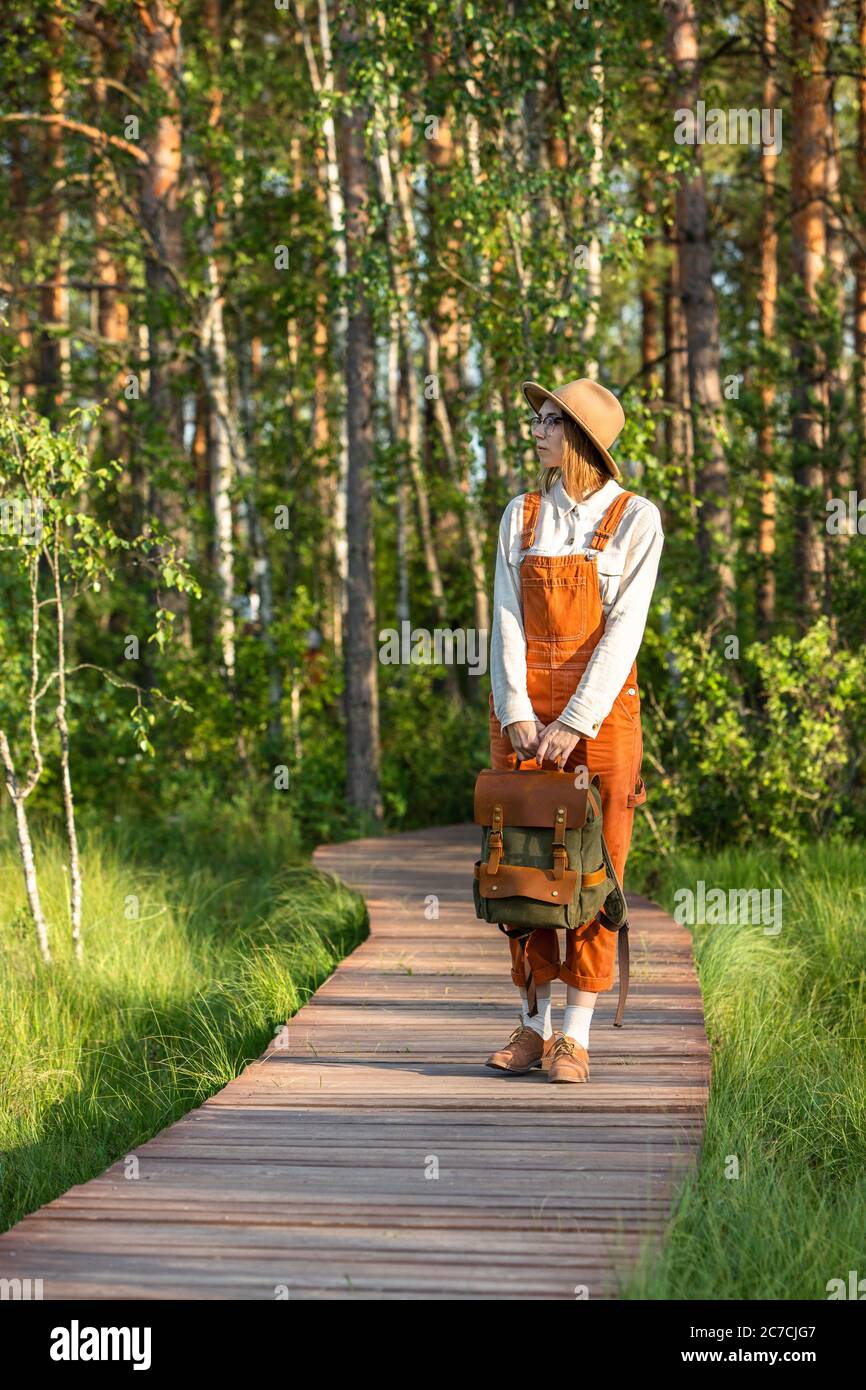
[
  {"left": 548, "top": 1033, "right": 590, "bottom": 1083},
  {"left": 486, "top": 1020, "right": 556, "bottom": 1074}
]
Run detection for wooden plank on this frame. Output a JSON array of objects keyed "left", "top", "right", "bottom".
[{"left": 0, "top": 823, "right": 710, "bottom": 1299}]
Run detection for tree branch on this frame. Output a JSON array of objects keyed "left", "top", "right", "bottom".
[{"left": 0, "top": 113, "right": 149, "bottom": 164}]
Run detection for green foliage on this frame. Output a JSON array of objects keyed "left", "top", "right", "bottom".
[
  {"left": 632, "top": 616, "right": 866, "bottom": 876},
  {"left": 0, "top": 376, "right": 198, "bottom": 760}
]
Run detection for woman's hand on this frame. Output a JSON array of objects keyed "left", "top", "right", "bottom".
[
  {"left": 535, "top": 718, "right": 581, "bottom": 769},
  {"left": 504, "top": 719, "right": 543, "bottom": 762}
]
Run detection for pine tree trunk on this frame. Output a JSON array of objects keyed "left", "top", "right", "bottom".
[
  {"left": 757, "top": 1, "right": 779, "bottom": 633},
  {"left": 582, "top": 36, "right": 604, "bottom": 380},
  {"left": 136, "top": 0, "right": 191, "bottom": 645},
  {"left": 39, "top": 8, "right": 70, "bottom": 419},
  {"left": 9, "top": 129, "right": 37, "bottom": 406},
  {"left": 665, "top": 0, "right": 734, "bottom": 625},
  {"left": 340, "top": 26, "right": 382, "bottom": 824},
  {"left": 824, "top": 88, "right": 848, "bottom": 496},
  {"left": 664, "top": 222, "right": 696, "bottom": 526},
  {"left": 790, "top": 0, "right": 830, "bottom": 623},
  {"left": 857, "top": 0, "right": 866, "bottom": 499}
]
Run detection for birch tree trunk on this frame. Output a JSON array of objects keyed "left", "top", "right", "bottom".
[
  {"left": 198, "top": 220, "right": 238, "bottom": 680},
  {"left": 227, "top": 0, "right": 282, "bottom": 744},
  {"left": 380, "top": 97, "right": 480, "bottom": 689},
  {"left": 462, "top": 38, "right": 511, "bottom": 495},
  {"left": 0, "top": 731, "right": 52, "bottom": 965},
  {"left": 0, "top": 558, "right": 51, "bottom": 963},
  {"left": 51, "top": 528, "right": 83, "bottom": 959},
  {"left": 196, "top": 0, "right": 237, "bottom": 683},
  {"left": 384, "top": 98, "right": 489, "bottom": 656},
  {"left": 295, "top": 0, "right": 350, "bottom": 645}
]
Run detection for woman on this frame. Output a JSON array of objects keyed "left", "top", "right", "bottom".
[{"left": 484, "top": 377, "right": 664, "bottom": 1084}]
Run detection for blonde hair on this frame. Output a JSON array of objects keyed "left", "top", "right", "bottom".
[{"left": 537, "top": 414, "right": 609, "bottom": 500}]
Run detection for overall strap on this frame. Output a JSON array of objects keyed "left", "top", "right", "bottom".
[
  {"left": 519, "top": 491, "right": 542, "bottom": 552},
  {"left": 590, "top": 490, "right": 635, "bottom": 552}
]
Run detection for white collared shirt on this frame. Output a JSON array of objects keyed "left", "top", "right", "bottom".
[{"left": 490, "top": 474, "right": 664, "bottom": 739}]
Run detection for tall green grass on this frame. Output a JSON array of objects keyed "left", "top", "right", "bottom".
[
  {"left": 622, "top": 839, "right": 866, "bottom": 1299},
  {"left": 0, "top": 799, "right": 367, "bottom": 1232}
]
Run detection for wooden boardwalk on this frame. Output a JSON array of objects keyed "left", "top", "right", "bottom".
[{"left": 0, "top": 824, "right": 709, "bottom": 1299}]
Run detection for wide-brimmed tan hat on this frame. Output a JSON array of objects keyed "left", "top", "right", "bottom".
[{"left": 522, "top": 377, "right": 625, "bottom": 480}]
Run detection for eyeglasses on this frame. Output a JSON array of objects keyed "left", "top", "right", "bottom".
[{"left": 527, "top": 413, "right": 564, "bottom": 437}]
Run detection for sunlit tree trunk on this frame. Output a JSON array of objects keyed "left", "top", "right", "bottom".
[
  {"left": 757, "top": 0, "right": 779, "bottom": 633},
  {"left": 664, "top": 218, "right": 696, "bottom": 526},
  {"left": 295, "top": 0, "right": 350, "bottom": 644},
  {"left": 582, "top": 35, "right": 604, "bottom": 380},
  {"left": 0, "top": 560, "right": 51, "bottom": 964},
  {"left": 856, "top": 0, "right": 866, "bottom": 499},
  {"left": 386, "top": 95, "right": 489, "bottom": 657},
  {"left": 9, "top": 129, "right": 37, "bottom": 407},
  {"left": 665, "top": 0, "right": 733, "bottom": 625},
  {"left": 50, "top": 527, "right": 83, "bottom": 959},
  {"left": 340, "top": 14, "right": 382, "bottom": 824},
  {"left": 39, "top": 7, "right": 70, "bottom": 418},
  {"left": 790, "top": 0, "right": 829, "bottom": 623},
  {"left": 136, "top": 0, "right": 192, "bottom": 647}
]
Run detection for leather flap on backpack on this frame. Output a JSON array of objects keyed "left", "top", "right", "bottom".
[
  {"left": 474, "top": 768, "right": 596, "bottom": 828},
  {"left": 475, "top": 860, "right": 578, "bottom": 903}
]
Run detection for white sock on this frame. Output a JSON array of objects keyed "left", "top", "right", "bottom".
[
  {"left": 521, "top": 982, "right": 553, "bottom": 1040},
  {"left": 563, "top": 987, "right": 597, "bottom": 1049}
]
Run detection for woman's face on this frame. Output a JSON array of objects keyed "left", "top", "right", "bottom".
[{"left": 531, "top": 401, "right": 564, "bottom": 468}]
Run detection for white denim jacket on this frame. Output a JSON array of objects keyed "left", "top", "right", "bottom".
[{"left": 490, "top": 475, "right": 664, "bottom": 739}]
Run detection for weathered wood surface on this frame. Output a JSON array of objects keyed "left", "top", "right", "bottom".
[{"left": 0, "top": 824, "right": 710, "bottom": 1299}]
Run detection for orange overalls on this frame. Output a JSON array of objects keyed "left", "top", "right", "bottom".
[{"left": 488, "top": 487, "right": 647, "bottom": 995}]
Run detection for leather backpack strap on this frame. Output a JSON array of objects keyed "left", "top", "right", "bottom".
[
  {"left": 498, "top": 932, "right": 538, "bottom": 1017},
  {"left": 551, "top": 805, "right": 568, "bottom": 879},
  {"left": 613, "top": 926, "right": 629, "bottom": 1028},
  {"left": 590, "top": 490, "right": 635, "bottom": 552},
  {"left": 525, "top": 956, "right": 538, "bottom": 1018},
  {"left": 593, "top": 907, "right": 629, "bottom": 1026},
  {"left": 596, "top": 829, "right": 630, "bottom": 1026},
  {"left": 486, "top": 803, "right": 504, "bottom": 873},
  {"left": 520, "top": 491, "right": 542, "bottom": 552}
]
